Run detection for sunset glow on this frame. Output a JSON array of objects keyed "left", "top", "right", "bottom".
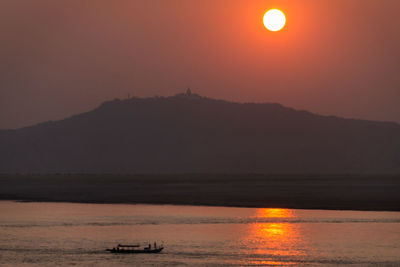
[
  {"left": 242, "top": 208, "right": 307, "bottom": 265},
  {"left": 263, "top": 9, "right": 286, "bottom": 31},
  {"left": 1, "top": 0, "right": 399, "bottom": 266}
]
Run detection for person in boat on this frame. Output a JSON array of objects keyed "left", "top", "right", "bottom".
[{"left": 154, "top": 242, "right": 157, "bottom": 249}]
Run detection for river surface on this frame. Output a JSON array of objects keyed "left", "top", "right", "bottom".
[{"left": 0, "top": 201, "right": 399, "bottom": 266}]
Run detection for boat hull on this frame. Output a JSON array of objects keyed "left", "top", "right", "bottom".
[{"left": 106, "top": 247, "right": 163, "bottom": 254}]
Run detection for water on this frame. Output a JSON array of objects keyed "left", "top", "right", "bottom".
[{"left": 0, "top": 201, "right": 399, "bottom": 266}]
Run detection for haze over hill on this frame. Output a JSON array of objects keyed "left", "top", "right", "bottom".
[{"left": 1, "top": 91, "right": 399, "bottom": 174}]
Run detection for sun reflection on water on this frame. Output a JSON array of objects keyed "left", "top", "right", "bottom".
[
  {"left": 257, "top": 208, "right": 296, "bottom": 219},
  {"left": 241, "top": 208, "right": 307, "bottom": 265}
]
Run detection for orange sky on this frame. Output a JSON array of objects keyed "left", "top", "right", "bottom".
[{"left": 0, "top": 0, "right": 399, "bottom": 128}]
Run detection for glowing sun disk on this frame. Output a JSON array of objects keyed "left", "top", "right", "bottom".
[{"left": 263, "top": 9, "right": 286, "bottom": 32}]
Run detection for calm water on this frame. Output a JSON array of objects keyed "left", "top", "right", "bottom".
[{"left": 0, "top": 201, "right": 399, "bottom": 266}]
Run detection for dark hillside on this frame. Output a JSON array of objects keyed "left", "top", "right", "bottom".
[{"left": 1, "top": 93, "right": 399, "bottom": 173}]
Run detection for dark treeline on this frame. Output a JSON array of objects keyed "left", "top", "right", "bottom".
[{"left": 1, "top": 174, "right": 399, "bottom": 211}]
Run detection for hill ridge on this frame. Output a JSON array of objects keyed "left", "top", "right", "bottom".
[{"left": 1, "top": 93, "right": 399, "bottom": 174}]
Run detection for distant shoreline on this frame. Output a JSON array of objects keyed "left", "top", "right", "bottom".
[
  {"left": 5, "top": 199, "right": 400, "bottom": 213},
  {"left": 1, "top": 174, "right": 399, "bottom": 211}
]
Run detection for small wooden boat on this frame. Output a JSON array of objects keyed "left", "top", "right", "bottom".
[{"left": 106, "top": 243, "right": 164, "bottom": 254}]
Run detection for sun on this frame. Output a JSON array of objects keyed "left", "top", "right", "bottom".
[{"left": 263, "top": 9, "right": 286, "bottom": 32}]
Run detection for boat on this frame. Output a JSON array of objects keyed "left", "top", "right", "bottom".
[{"left": 106, "top": 243, "right": 164, "bottom": 254}]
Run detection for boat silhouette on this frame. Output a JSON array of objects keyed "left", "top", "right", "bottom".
[{"left": 106, "top": 243, "right": 163, "bottom": 254}]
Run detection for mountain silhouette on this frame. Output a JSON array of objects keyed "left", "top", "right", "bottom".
[{"left": 1, "top": 92, "right": 399, "bottom": 173}]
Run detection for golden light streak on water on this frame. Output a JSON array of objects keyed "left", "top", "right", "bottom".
[{"left": 242, "top": 208, "right": 307, "bottom": 265}]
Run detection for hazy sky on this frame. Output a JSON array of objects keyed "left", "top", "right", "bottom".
[{"left": 1, "top": 0, "right": 399, "bottom": 129}]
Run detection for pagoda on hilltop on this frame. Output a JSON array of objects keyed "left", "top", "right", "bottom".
[{"left": 174, "top": 88, "right": 202, "bottom": 99}]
